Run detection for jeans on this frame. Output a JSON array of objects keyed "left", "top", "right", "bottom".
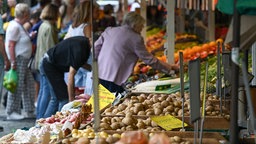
[
  {"left": 36, "top": 59, "right": 52, "bottom": 119},
  {"left": 39, "top": 58, "right": 68, "bottom": 118}
]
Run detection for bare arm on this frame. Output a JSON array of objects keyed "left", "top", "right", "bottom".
[
  {"left": 8, "top": 40, "right": 16, "bottom": 70},
  {"left": 67, "top": 66, "right": 76, "bottom": 102},
  {"left": 84, "top": 24, "right": 92, "bottom": 46}
]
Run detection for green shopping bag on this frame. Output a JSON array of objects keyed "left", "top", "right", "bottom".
[{"left": 3, "top": 69, "right": 18, "bottom": 93}]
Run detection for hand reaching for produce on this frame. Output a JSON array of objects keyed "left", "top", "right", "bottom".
[{"left": 171, "top": 64, "right": 180, "bottom": 73}]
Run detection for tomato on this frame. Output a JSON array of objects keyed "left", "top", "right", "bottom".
[{"left": 200, "top": 51, "right": 208, "bottom": 59}]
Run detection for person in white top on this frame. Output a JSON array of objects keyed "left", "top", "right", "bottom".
[
  {"left": 5, "top": 3, "right": 36, "bottom": 120},
  {"left": 64, "top": 0, "right": 99, "bottom": 95}
]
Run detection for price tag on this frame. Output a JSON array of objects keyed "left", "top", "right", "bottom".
[
  {"left": 87, "top": 84, "right": 115, "bottom": 112},
  {"left": 150, "top": 114, "right": 188, "bottom": 130}
]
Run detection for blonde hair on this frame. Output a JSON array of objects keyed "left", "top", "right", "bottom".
[
  {"left": 40, "top": 3, "right": 59, "bottom": 21},
  {"left": 122, "top": 12, "right": 145, "bottom": 29},
  {"left": 15, "top": 3, "right": 30, "bottom": 19},
  {"left": 71, "top": 1, "right": 99, "bottom": 28}
]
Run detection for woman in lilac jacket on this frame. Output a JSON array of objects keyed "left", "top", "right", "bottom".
[{"left": 95, "top": 12, "right": 178, "bottom": 94}]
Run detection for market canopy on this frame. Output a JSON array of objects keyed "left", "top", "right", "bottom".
[{"left": 217, "top": 0, "right": 256, "bottom": 15}]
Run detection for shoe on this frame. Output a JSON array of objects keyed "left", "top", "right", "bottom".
[
  {"left": 7, "top": 112, "right": 24, "bottom": 120},
  {"left": 23, "top": 112, "right": 36, "bottom": 119}
]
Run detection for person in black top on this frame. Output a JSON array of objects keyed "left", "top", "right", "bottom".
[{"left": 38, "top": 36, "right": 91, "bottom": 118}]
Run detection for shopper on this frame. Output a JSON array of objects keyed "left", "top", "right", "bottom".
[
  {"left": 0, "top": 0, "right": 11, "bottom": 108},
  {"left": 5, "top": 3, "right": 35, "bottom": 120},
  {"left": 0, "top": 0, "right": 10, "bottom": 131},
  {"left": 95, "top": 12, "right": 179, "bottom": 94},
  {"left": 35, "top": 3, "right": 59, "bottom": 119},
  {"left": 40, "top": 36, "right": 91, "bottom": 117},
  {"left": 98, "top": 4, "right": 116, "bottom": 31},
  {"left": 63, "top": 1, "right": 99, "bottom": 96}
]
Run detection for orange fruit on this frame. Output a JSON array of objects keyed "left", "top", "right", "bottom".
[
  {"left": 201, "top": 43, "right": 210, "bottom": 51},
  {"left": 209, "top": 41, "right": 217, "bottom": 47},
  {"left": 216, "top": 38, "right": 224, "bottom": 44}
]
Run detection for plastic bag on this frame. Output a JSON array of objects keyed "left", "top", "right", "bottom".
[{"left": 3, "top": 69, "right": 18, "bottom": 93}]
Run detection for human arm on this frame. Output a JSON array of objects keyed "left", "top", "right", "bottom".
[
  {"left": 67, "top": 66, "right": 77, "bottom": 102},
  {"left": 84, "top": 24, "right": 92, "bottom": 46},
  {"left": 8, "top": 40, "right": 16, "bottom": 70},
  {"left": 0, "top": 35, "right": 10, "bottom": 70},
  {"left": 134, "top": 36, "right": 178, "bottom": 73},
  {"left": 94, "top": 31, "right": 105, "bottom": 59}
]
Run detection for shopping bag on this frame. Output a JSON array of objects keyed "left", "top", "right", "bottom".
[
  {"left": 3, "top": 69, "right": 18, "bottom": 93},
  {"left": 27, "top": 55, "right": 37, "bottom": 72}
]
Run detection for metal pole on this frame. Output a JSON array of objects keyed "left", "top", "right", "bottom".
[
  {"left": 230, "top": 0, "right": 240, "bottom": 143},
  {"left": 90, "top": 0, "right": 100, "bottom": 133},
  {"left": 166, "top": 0, "right": 175, "bottom": 64},
  {"left": 251, "top": 42, "right": 256, "bottom": 86}
]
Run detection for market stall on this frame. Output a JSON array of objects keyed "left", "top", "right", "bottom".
[{"left": 0, "top": 0, "right": 247, "bottom": 143}]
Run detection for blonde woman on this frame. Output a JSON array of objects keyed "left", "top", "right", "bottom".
[
  {"left": 64, "top": 1, "right": 99, "bottom": 95},
  {"left": 5, "top": 3, "right": 35, "bottom": 120}
]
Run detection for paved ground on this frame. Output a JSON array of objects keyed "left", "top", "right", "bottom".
[{"left": 0, "top": 90, "right": 36, "bottom": 138}]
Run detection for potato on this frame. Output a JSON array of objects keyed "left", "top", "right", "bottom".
[
  {"left": 75, "top": 137, "right": 90, "bottom": 144},
  {"left": 154, "top": 108, "right": 162, "bottom": 115},
  {"left": 161, "top": 100, "right": 169, "bottom": 108},
  {"left": 173, "top": 136, "right": 181, "bottom": 142},
  {"left": 111, "top": 122, "right": 121, "bottom": 130},
  {"left": 118, "top": 104, "right": 127, "bottom": 111},
  {"left": 137, "top": 121, "right": 146, "bottom": 129},
  {"left": 100, "top": 123, "right": 111, "bottom": 130},
  {"left": 122, "top": 116, "right": 134, "bottom": 125},
  {"left": 152, "top": 95, "right": 159, "bottom": 103},
  {"left": 137, "top": 111, "right": 146, "bottom": 115},
  {"left": 106, "top": 136, "right": 119, "bottom": 143},
  {"left": 205, "top": 106, "right": 214, "bottom": 112},
  {"left": 62, "top": 138, "right": 70, "bottom": 144},
  {"left": 146, "top": 111, "right": 154, "bottom": 116},
  {"left": 166, "top": 96, "right": 173, "bottom": 102},
  {"left": 104, "top": 108, "right": 113, "bottom": 113},
  {"left": 145, "top": 99, "right": 153, "bottom": 105},
  {"left": 178, "top": 109, "right": 183, "bottom": 116},
  {"left": 164, "top": 105, "right": 174, "bottom": 112},
  {"left": 151, "top": 121, "right": 158, "bottom": 127},
  {"left": 116, "top": 111, "right": 125, "bottom": 115},
  {"left": 138, "top": 96, "right": 146, "bottom": 103}
]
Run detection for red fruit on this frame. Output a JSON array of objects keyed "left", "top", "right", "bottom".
[
  {"left": 45, "top": 117, "right": 55, "bottom": 123},
  {"left": 141, "top": 66, "right": 149, "bottom": 73},
  {"left": 200, "top": 51, "right": 208, "bottom": 59}
]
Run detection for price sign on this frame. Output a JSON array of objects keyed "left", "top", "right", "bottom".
[
  {"left": 150, "top": 114, "right": 188, "bottom": 130},
  {"left": 87, "top": 84, "right": 115, "bottom": 112}
]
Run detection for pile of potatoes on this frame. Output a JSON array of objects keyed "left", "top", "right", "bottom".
[
  {"left": 98, "top": 114, "right": 163, "bottom": 131},
  {"left": 103, "top": 93, "right": 190, "bottom": 117},
  {"left": 102, "top": 92, "right": 230, "bottom": 118}
]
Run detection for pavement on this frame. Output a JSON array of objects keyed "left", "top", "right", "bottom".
[{"left": 0, "top": 90, "right": 36, "bottom": 138}]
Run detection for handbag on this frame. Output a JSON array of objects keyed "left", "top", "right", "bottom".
[{"left": 27, "top": 54, "right": 37, "bottom": 72}]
